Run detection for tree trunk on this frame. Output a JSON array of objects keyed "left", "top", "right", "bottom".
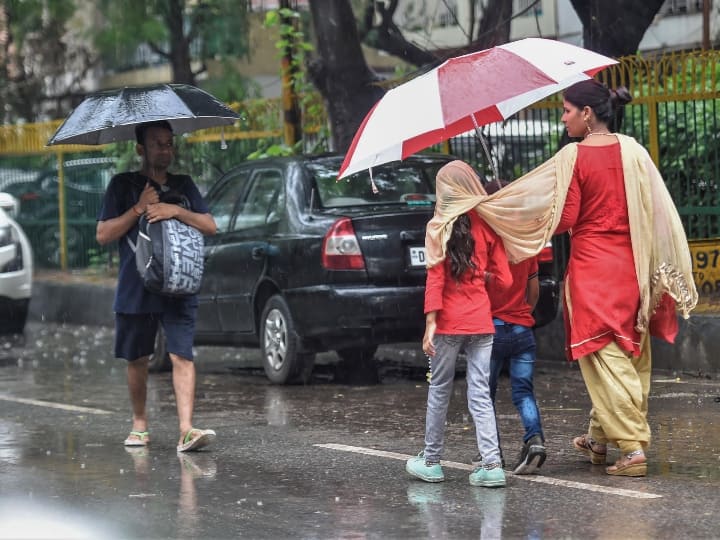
[
  {"left": 472, "top": 0, "right": 512, "bottom": 47},
  {"left": 569, "top": 0, "right": 667, "bottom": 57},
  {"left": 165, "top": 0, "right": 195, "bottom": 85},
  {"left": 308, "top": 0, "right": 385, "bottom": 152}
]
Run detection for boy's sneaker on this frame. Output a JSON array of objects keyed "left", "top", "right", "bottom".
[
  {"left": 469, "top": 463, "right": 506, "bottom": 487},
  {"left": 406, "top": 452, "right": 445, "bottom": 483},
  {"left": 512, "top": 434, "right": 546, "bottom": 475}
]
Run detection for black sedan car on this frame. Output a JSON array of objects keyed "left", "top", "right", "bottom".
[{"left": 151, "top": 154, "right": 559, "bottom": 384}]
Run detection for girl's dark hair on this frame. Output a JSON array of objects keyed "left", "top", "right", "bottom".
[
  {"left": 447, "top": 213, "right": 476, "bottom": 280},
  {"left": 563, "top": 80, "right": 633, "bottom": 132}
]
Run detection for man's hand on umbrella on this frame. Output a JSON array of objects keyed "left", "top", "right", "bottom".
[{"left": 145, "top": 202, "right": 180, "bottom": 223}]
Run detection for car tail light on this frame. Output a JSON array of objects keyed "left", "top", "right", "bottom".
[
  {"left": 538, "top": 242, "right": 553, "bottom": 263},
  {"left": 322, "top": 217, "right": 365, "bottom": 270}
]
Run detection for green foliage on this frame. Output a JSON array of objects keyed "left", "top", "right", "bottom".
[
  {"left": 247, "top": 140, "right": 302, "bottom": 161},
  {"left": 93, "top": 0, "right": 250, "bottom": 90},
  {"left": 1, "top": 0, "right": 81, "bottom": 122},
  {"left": 262, "top": 6, "right": 330, "bottom": 154},
  {"left": 5, "top": 0, "right": 75, "bottom": 42},
  {"left": 201, "top": 60, "right": 261, "bottom": 104},
  {"left": 199, "top": 0, "right": 251, "bottom": 59},
  {"left": 620, "top": 59, "right": 720, "bottom": 238},
  {"left": 264, "top": 7, "right": 313, "bottom": 99},
  {"left": 93, "top": 0, "right": 168, "bottom": 70},
  {"left": 85, "top": 247, "right": 107, "bottom": 273}
]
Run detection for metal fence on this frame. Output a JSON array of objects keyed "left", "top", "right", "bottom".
[
  {"left": 0, "top": 50, "right": 718, "bottom": 270},
  {"left": 446, "top": 50, "right": 720, "bottom": 240}
]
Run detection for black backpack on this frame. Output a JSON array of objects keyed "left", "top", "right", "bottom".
[{"left": 126, "top": 174, "right": 204, "bottom": 297}]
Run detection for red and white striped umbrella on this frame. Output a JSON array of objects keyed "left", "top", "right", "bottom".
[{"left": 338, "top": 38, "right": 617, "bottom": 179}]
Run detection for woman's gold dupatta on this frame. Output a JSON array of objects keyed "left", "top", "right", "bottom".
[{"left": 617, "top": 135, "right": 697, "bottom": 331}]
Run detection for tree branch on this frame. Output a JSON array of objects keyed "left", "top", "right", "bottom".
[{"left": 146, "top": 40, "right": 170, "bottom": 59}]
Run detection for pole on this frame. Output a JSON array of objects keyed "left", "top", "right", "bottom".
[
  {"left": 57, "top": 152, "right": 67, "bottom": 271},
  {"left": 280, "top": 0, "right": 301, "bottom": 147},
  {"left": 702, "top": 0, "right": 710, "bottom": 51}
]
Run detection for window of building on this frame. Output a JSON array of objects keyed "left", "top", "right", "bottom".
[
  {"left": 516, "top": 0, "right": 543, "bottom": 17},
  {"left": 664, "top": 0, "right": 705, "bottom": 15},
  {"left": 438, "top": 2, "right": 458, "bottom": 27}
]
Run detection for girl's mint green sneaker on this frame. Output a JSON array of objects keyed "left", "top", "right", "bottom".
[
  {"left": 469, "top": 464, "right": 506, "bottom": 487},
  {"left": 406, "top": 453, "right": 445, "bottom": 483}
]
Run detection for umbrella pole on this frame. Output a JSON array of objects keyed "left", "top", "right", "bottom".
[{"left": 471, "top": 115, "right": 502, "bottom": 192}]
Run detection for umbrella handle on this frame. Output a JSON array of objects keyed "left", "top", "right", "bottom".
[{"left": 471, "top": 115, "right": 502, "bottom": 192}]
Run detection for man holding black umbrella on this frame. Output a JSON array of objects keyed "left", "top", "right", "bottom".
[{"left": 96, "top": 120, "right": 217, "bottom": 452}]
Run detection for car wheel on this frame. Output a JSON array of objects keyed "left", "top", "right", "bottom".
[
  {"left": 335, "top": 346, "right": 380, "bottom": 385},
  {"left": 148, "top": 325, "right": 172, "bottom": 373},
  {"left": 260, "top": 295, "right": 314, "bottom": 385},
  {"left": 0, "top": 299, "right": 29, "bottom": 334}
]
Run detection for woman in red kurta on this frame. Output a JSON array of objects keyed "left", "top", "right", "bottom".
[
  {"left": 556, "top": 143, "right": 642, "bottom": 359},
  {"left": 558, "top": 80, "right": 658, "bottom": 477}
]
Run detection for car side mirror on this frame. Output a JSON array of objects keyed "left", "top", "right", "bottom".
[{"left": 0, "top": 192, "right": 19, "bottom": 218}]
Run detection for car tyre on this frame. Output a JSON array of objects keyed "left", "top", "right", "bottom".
[
  {"left": 148, "top": 325, "right": 172, "bottom": 373},
  {"left": 260, "top": 295, "right": 314, "bottom": 385},
  {"left": 0, "top": 299, "right": 29, "bottom": 334}
]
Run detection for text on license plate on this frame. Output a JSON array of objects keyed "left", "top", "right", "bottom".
[{"left": 409, "top": 246, "right": 426, "bottom": 267}]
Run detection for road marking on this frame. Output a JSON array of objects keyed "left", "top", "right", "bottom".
[
  {"left": 0, "top": 395, "right": 112, "bottom": 415},
  {"left": 315, "top": 443, "right": 662, "bottom": 500}
]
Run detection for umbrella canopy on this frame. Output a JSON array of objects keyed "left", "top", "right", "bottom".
[
  {"left": 47, "top": 83, "right": 239, "bottom": 146},
  {"left": 338, "top": 38, "right": 618, "bottom": 179}
]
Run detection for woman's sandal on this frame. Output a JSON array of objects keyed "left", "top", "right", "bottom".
[
  {"left": 606, "top": 450, "right": 647, "bottom": 477},
  {"left": 124, "top": 430, "right": 150, "bottom": 447},
  {"left": 572, "top": 434, "right": 607, "bottom": 464}
]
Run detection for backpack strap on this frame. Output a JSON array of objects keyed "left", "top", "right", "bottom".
[{"left": 125, "top": 173, "right": 147, "bottom": 253}]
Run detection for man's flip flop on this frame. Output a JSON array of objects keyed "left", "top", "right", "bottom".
[
  {"left": 124, "top": 430, "right": 150, "bottom": 447},
  {"left": 177, "top": 428, "right": 216, "bottom": 453}
]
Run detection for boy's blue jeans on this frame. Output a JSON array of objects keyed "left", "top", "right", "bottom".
[{"left": 489, "top": 319, "right": 544, "bottom": 443}]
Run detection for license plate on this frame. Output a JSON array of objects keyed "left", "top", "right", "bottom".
[{"left": 409, "top": 246, "right": 427, "bottom": 267}]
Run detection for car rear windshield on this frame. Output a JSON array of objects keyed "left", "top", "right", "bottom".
[{"left": 306, "top": 158, "right": 446, "bottom": 208}]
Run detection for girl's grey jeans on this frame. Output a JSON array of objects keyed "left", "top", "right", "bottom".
[{"left": 423, "top": 333, "right": 501, "bottom": 465}]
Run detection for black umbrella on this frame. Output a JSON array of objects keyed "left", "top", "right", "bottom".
[{"left": 47, "top": 83, "right": 240, "bottom": 146}]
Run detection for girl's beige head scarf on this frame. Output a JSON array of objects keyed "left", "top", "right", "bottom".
[{"left": 425, "top": 135, "right": 697, "bottom": 333}]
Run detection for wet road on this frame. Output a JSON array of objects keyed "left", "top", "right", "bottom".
[{"left": 0, "top": 322, "right": 719, "bottom": 539}]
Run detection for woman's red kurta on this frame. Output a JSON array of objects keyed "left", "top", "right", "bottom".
[{"left": 557, "top": 143, "right": 643, "bottom": 360}]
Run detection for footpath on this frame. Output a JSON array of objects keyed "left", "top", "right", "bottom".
[{"left": 30, "top": 270, "right": 720, "bottom": 377}]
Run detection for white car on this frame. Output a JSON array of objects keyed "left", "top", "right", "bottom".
[{"left": 0, "top": 192, "right": 32, "bottom": 334}]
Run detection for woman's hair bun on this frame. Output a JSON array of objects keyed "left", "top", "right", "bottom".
[{"left": 611, "top": 86, "right": 633, "bottom": 107}]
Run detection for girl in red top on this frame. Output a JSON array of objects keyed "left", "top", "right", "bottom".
[{"left": 405, "top": 160, "right": 512, "bottom": 488}]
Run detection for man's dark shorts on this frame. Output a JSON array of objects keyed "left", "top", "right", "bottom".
[{"left": 115, "top": 304, "right": 197, "bottom": 361}]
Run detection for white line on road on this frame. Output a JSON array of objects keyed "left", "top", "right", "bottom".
[
  {"left": 0, "top": 395, "right": 112, "bottom": 415},
  {"left": 314, "top": 443, "right": 662, "bottom": 500}
]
